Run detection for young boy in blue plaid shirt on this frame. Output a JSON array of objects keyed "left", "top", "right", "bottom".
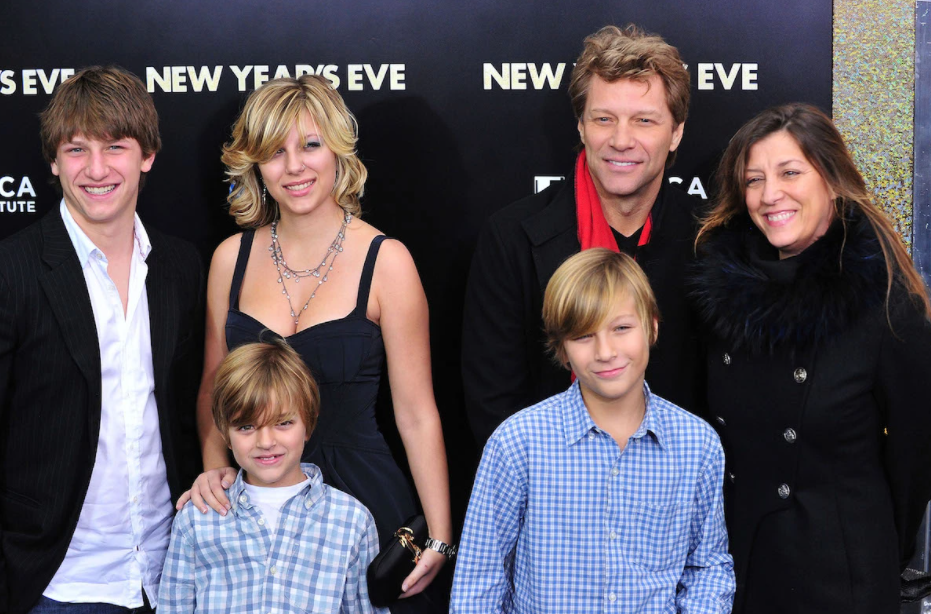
[
  {"left": 159, "top": 340, "right": 385, "bottom": 613},
  {"left": 451, "top": 249, "right": 735, "bottom": 613}
]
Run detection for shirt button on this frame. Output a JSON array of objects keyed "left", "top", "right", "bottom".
[
  {"left": 239, "top": 494, "right": 248, "bottom": 503},
  {"left": 588, "top": 432, "right": 595, "bottom": 440},
  {"left": 609, "top": 530, "right": 617, "bottom": 540},
  {"left": 783, "top": 428, "right": 797, "bottom": 443},
  {"left": 723, "top": 352, "right": 731, "bottom": 365},
  {"left": 608, "top": 593, "right": 617, "bottom": 602},
  {"left": 793, "top": 368, "right": 807, "bottom": 383},
  {"left": 257, "top": 517, "right": 265, "bottom": 526},
  {"left": 269, "top": 565, "right": 277, "bottom": 575},
  {"left": 611, "top": 468, "right": 619, "bottom": 476},
  {"left": 132, "top": 496, "right": 139, "bottom": 504},
  {"left": 778, "top": 483, "right": 791, "bottom": 499}
]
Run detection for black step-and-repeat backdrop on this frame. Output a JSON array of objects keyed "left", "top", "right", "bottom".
[{"left": 0, "top": 0, "right": 832, "bottom": 518}]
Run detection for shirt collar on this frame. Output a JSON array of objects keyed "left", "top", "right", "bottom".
[
  {"left": 228, "top": 463, "right": 325, "bottom": 514},
  {"left": 59, "top": 199, "right": 152, "bottom": 266},
  {"left": 561, "top": 380, "right": 666, "bottom": 449}
]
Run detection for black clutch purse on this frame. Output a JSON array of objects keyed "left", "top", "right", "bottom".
[{"left": 367, "top": 514, "right": 427, "bottom": 607}]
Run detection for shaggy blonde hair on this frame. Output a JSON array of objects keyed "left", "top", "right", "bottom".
[
  {"left": 222, "top": 75, "right": 367, "bottom": 228},
  {"left": 568, "top": 25, "right": 690, "bottom": 167},
  {"left": 212, "top": 339, "right": 320, "bottom": 445},
  {"left": 543, "top": 248, "right": 660, "bottom": 365}
]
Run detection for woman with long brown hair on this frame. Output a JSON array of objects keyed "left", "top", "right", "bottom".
[{"left": 692, "top": 103, "right": 931, "bottom": 613}]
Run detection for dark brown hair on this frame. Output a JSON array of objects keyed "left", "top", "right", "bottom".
[
  {"left": 697, "top": 103, "right": 931, "bottom": 322},
  {"left": 40, "top": 66, "right": 161, "bottom": 167}
]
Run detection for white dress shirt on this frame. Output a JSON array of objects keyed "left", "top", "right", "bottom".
[{"left": 43, "top": 201, "right": 174, "bottom": 608}]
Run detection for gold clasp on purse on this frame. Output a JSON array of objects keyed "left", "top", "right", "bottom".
[{"left": 394, "top": 526, "right": 422, "bottom": 563}]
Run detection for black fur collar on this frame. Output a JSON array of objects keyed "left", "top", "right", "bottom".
[{"left": 691, "top": 214, "right": 887, "bottom": 353}]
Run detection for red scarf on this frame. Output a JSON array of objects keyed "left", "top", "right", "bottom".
[{"left": 574, "top": 150, "right": 652, "bottom": 252}]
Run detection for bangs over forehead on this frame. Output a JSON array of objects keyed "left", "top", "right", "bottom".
[
  {"left": 237, "top": 87, "right": 320, "bottom": 163},
  {"left": 40, "top": 66, "right": 160, "bottom": 163},
  {"left": 543, "top": 249, "right": 659, "bottom": 362},
  {"left": 212, "top": 340, "right": 320, "bottom": 444},
  {"left": 226, "top": 389, "right": 296, "bottom": 429}
]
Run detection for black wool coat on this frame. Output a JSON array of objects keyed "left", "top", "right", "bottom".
[
  {"left": 462, "top": 169, "right": 704, "bottom": 447},
  {"left": 692, "top": 215, "right": 931, "bottom": 614}
]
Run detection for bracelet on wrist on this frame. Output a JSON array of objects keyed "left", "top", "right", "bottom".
[{"left": 424, "top": 537, "right": 457, "bottom": 559}]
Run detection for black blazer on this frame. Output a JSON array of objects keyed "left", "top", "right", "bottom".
[
  {"left": 461, "top": 170, "right": 705, "bottom": 447},
  {"left": 0, "top": 211, "right": 204, "bottom": 614}
]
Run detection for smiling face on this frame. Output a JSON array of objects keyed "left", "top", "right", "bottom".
[
  {"left": 578, "top": 75, "right": 683, "bottom": 212},
  {"left": 744, "top": 130, "right": 836, "bottom": 259},
  {"left": 257, "top": 111, "right": 340, "bottom": 222},
  {"left": 51, "top": 134, "right": 154, "bottom": 233},
  {"left": 562, "top": 292, "right": 653, "bottom": 411},
  {"left": 229, "top": 407, "right": 309, "bottom": 488}
]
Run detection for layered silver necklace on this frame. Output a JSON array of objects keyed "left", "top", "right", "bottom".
[{"left": 269, "top": 211, "right": 352, "bottom": 327}]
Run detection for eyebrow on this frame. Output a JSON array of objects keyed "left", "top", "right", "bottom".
[
  {"left": 746, "top": 158, "right": 808, "bottom": 173},
  {"left": 589, "top": 107, "right": 664, "bottom": 117}
]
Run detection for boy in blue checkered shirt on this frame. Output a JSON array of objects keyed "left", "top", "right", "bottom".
[
  {"left": 451, "top": 249, "right": 735, "bottom": 613},
  {"left": 159, "top": 340, "right": 386, "bottom": 613}
]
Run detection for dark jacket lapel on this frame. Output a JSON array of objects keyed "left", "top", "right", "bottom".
[
  {"left": 145, "top": 232, "right": 179, "bottom": 401},
  {"left": 38, "top": 211, "right": 102, "bottom": 442},
  {"left": 522, "top": 179, "right": 580, "bottom": 292}
]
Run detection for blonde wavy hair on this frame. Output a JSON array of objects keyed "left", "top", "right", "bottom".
[
  {"left": 543, "top": 248, "right": 660, "bottom": 365},
  {"left": 222, "top": 75, "right": 367, "bottom": 228}
]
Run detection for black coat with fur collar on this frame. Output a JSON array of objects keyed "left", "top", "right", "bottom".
[{"left": 692, "top": 215, "right": 931, "bottom": 614}]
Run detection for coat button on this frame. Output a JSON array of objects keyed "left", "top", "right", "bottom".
[
  {"left": 715, "top": 416, "right": 727, "bottom": 427},
  {"left": 778, "top": 483, "right": 791, "bottom": 499},
  {"left": 793, "top": 368, "right": 807, "bottom": 383},
  {"left": 783, "top": 428, "right": 797, "bottom": 443},
  {"left": 728, "top": 472, "right": 736, "bottom": 483},
  {"left": 723, "top": 353, "right": 731, "bottom": 365}
]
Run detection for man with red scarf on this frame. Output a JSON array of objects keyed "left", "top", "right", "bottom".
[{"left": 462, "top": 25, "right": 702, "bottom": 446}]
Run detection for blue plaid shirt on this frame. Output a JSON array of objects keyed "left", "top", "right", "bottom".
[
  {"left": 158, "top": 463, "right": 386, "bottom": 614},
  {"left": 451, "top": 382, "right": 735, "bottom": 613}
]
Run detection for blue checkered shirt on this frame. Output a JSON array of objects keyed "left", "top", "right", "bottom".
[
  {"left": 158, "top": 463, "right": 386, "bottom": 613},
  {"left": 451, "top": 382, "right": 735, "bottom": 613}
]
